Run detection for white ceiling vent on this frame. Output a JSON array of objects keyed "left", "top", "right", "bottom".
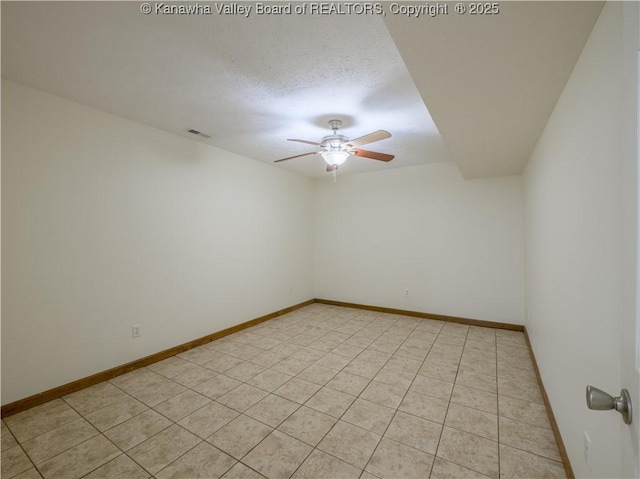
[{"left": 185, "top": 128, "right": 212, "bottom": 139}]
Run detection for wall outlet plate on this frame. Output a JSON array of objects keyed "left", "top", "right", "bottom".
[{"left": 132, "top": 324, "right": 141, "bottom": 338}]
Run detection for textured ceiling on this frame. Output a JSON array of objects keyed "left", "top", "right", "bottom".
[
  {"left": 1, "top": 1, "right": 447, "bottom": 178},
  {"left": 2, "top": 2, "right": 602, "bottom": 179}
]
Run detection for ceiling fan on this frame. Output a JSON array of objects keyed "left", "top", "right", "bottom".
[{"left": 274, "top": 119, "right": 394, "bottom": 173}]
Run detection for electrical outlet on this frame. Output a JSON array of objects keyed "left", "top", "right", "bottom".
[
  {"left": 583, "top": 431, "right": 591, "bottom": 471},
  {"left": 289, "top": 286, "right": 293, "bottom": 295},
  {"left": 404, "top": 289, "right": 410, "bottom": 297},
  {"left": 132, "top": 324, "right": 141, "bottom": 338}
]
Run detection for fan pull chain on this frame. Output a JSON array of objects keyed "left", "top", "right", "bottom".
[{"left": 333, "top": 166, "right": 337, "bottom": 183}]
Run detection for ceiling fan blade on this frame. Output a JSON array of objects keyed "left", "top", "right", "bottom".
[
  {"left": 274, "top": 151, "right": 319, "bottom": 163},
  {"left": 347, "top": 130, "right": 391, "bottom": 148},
  {"left": 352, "top": 149, "right": 394, "bottom": 162},
  {"left": 287, "top": 139, "right": 322, "bottom": 147}
]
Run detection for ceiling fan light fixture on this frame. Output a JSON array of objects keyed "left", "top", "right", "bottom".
[
  {"left": 322, "top": 150, "right": 349, "bottom": 166},
  {"left": 274, "top": 120, "right": 394, "bottom": 170}
]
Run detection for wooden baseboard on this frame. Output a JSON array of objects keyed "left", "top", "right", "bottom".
[
  {"left": 523, "top": 326, "right": 574, "bottom": 479},
  {"left": 0, "top": 299, "right": 315, "bottom": 418},
  {"left": 315, "top": 298, "right": 525, "bottom": 331}
]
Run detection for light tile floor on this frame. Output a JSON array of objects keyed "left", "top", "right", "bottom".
[{"left": 1, "top": 304, "right": 567, "bottom": 479}]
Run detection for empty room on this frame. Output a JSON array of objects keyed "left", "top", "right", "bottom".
[{"left": 1, "top": 1, "right": 639, "bottom": 478}]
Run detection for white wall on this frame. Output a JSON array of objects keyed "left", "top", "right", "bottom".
[
  {"left": 314, "top": 162, "right": 524, "bottom": 324},
  {"left": 1, "top": 80, "right": 315, "bottom": 405},
  {"left": 523, "top": 3, "right": 632, "bottom": 476}
]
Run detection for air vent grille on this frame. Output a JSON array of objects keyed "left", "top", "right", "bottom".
[{"left": 185, "top": 128, "right": 212, "bottom": 139}]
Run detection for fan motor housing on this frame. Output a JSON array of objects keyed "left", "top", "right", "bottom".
[{"left": 320, "top": 134, "right": 350, "bottom": 151}]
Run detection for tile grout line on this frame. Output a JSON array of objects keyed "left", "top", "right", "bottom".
[
  {"left": 431, "top": 324, "right": 467, "bottom": 478},
  {"left": 357, "top": 318, "right": 433, "bottom": 477},
  {"left": 7, "top": 395, "right": 112, "bottom": 479},
  {"left": 227, "top": 307, "right": 372, "bottom": 477},
  {"left": 11, "top": 432, "right": 41, "bottom": 478},
  {"left": 102, "top": 375, "right": 191, "bottom": 469},
  {"left": 288, "top": 310, "right": 439, "bottom": 476},
  {"left": 286, "top": 308, "right": 395, "bottom": 478},
  {"left": 295, "top": 309, "right": 400, "bottom": 475},
  {"left": 55, "top": 396, "right": 127, "bottom": 479},
  {"left": 181, "top": 310, "right": 456, "bottom": 477},
  {"left": 494, "top": 334, "right": 567, "bottom": 473},
  {"left": 125, "top": 310, "right": 316, "bottom": 478},
  {"left": 77, "top": 341, "right": 288, "bottom": 477}
]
